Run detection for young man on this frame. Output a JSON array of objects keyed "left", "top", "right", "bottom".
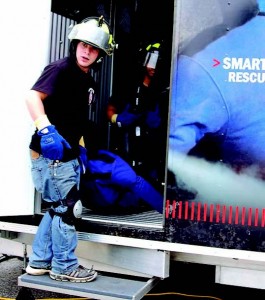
[{"left": 25, "top": 16, "right": 115, "bottom": 283}]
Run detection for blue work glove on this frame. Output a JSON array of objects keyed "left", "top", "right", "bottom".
[
  {"left": 38, "top": 125, "right": 71, "bottom": 160},
  {"left": 79, "top": 145, "right": 88, "bottom": 174},
  {"left": 145, "top": 105, "right": 161, "bottom": 128},
  {"left": 116, "top": 104, "right": 141, "bottom": 127},
  {"left": 87, "top": 149, "right": 137, "bottom": 188}
]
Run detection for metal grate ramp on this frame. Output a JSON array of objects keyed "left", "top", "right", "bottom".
[
  {"left": 18, "top": 272, "right": 160, "bottom": 300},
  {"left": 41, "top": 208, "right": 163, "bottom": 229},
  {"left": 81, "top": 208, "right": 163, "bottom": 229}
]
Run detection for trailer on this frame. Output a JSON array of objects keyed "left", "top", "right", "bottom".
[{"left": 1, "top": 0, "right": 265, "bottom": 299}]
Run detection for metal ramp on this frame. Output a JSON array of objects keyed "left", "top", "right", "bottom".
[
  {"left": 18, "top": 272, "right": 160, "bottom": 300},
  {"left": 41, "top": 207, "right": 164, "bottom": 229},
  {"left": 17, "top": 244, "right": 168, "bottom": 300},
  {"left": 81, "top": 208, "right": 163, "bottom": 229}
]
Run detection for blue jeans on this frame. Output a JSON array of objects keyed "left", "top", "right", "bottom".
[{"left": 29, "top": 153, "right": 81, "bottom": 274}]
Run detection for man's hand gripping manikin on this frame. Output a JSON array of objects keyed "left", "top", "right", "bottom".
[{"left": 112, "top": 104, "right": 142, "bottom": 127}]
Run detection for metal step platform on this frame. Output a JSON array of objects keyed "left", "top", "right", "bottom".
[{"left": 18, "top": 272, "right": 160, "bottom": 300}]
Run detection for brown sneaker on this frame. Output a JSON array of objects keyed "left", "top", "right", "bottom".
[{"left": 49, "top": 265, "right": 97, "bottom": 283}]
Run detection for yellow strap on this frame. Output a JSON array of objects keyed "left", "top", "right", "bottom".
[{"left": 79, "top": 136, "right": 85, "bottom": 147}]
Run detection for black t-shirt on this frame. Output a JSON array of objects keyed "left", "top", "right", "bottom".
[{"left": 29, "top": 57, "right": 97, "bottom": 161}]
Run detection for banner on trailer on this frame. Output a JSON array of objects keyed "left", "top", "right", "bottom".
[{"left": 166, "top": 0, "right": 265, "bottom": 250}]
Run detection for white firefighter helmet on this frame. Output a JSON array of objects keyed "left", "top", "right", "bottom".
[{"left": 68, "top": 16, "right": 116, "bottom": 56}]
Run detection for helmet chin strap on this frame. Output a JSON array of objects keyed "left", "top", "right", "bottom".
[
  {"left": 76, "top": 52, "right": 104, "bottom": 73},
  {"left": 97, "top": 57, "right": 103, "bottom": 64}
]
